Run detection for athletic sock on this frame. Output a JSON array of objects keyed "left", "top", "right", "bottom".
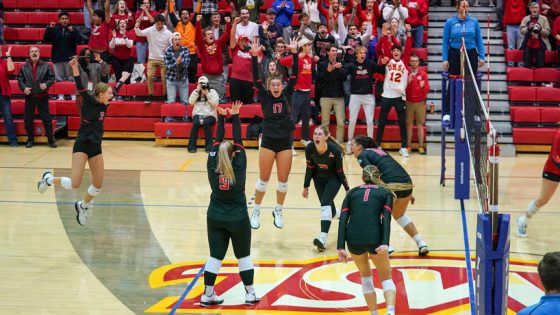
[
  {"left": 245, "top": 284, "right": 255, "bottom": 294},
  {"left": 412, "top": 234, "right": 423, "bottom": 246},
  {"left": 526, "top": 200, "right": 539, "bottom": 218},
  {"left": 370, "top": 310, "right": 379, "bottom": 315},
  {"left": 204, "top": 271, "right": 217, "bottom": 288},
  {"left": 319, "top": 232, "right": 328, "bottom": 241},
  {"left": 386, "top": 305, "right": 395, "bottom": 315},
  {"left": 253, "top": 204, "right": 261, "bottom": 213},
  {"left": 204, "top": 285, "right": 215, "bottom": 296},
  {"left": 320, "top": 221, "right": 332, "bottom": 234},
  {"left": 46, "top": 176, "right": 53, "bottom": 185},
  {"left": 239, "top": 269, "right": 254, "bottom": 286},
  {"left": 275, "top": 204, "right": 283, "bottom": 211}
]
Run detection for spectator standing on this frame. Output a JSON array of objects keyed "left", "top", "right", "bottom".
[
  {"left": 520, "top": 1, "right": 552, "bottom": 68},
  {"left": 230, "top": 18, "right": 261, "bottom": 104},
  {"left": 169, "top": 7, "right": 199, "bottom": 84},
  {"left": 111, "top": 0, "right": 134, "bottom": 30},
  {"left": 164, "top": 32, "right": 191, "bottom": 104},
  {"left": 540, "top": 0, "right": 560, "bottom": 37},
  {"left": 75, "top": 48, "right": 110, "bottom": 112},
  {"left": 109, "top": 20, "right": 135, "bottom": 85},
  {"left": 405, "top": 53, "right": 429, "bottom": 154},
  {"left": 406, "top": 0, "right": 427, "bottom": 48},
  {"left": 87, "top": 0, "right": 112, "bottom": 62},
  {"left": 554, "top": 16, "right": 560, "bottom": 63},
  {"left": 235, "top": 8, "right": 259, "bottom": 39},
  {"left": 44, "top": 12, "right": 80, "bottom": 100},
  {"left": 18, "top": 47, "right": 57, "bottom": 148},
  {"left": 273, "top": 0, "right": 295, "bottom": 42},
  {"left": 134, "top": 0, "right": 158, "bottom": 65},
  {"left": 134, "top": 14, "right": 173, "bottom": 104},
  {"left": 298, "top": 13, "right": 318, "bottom": 41},
  {"left": 188, "top": 76, "right": 219, "bottom": 153},
  {"left": 209, "top": 12, "right": 231, "bottom": 82},
  {"left": 199, "top": 0, "right": 219, "bottom": 28},
  {"left": 313, "top": 23, "right": 337, "bottom": 60},
  {"left": 382, "top": 0, "right": 408, "bottom": 30},
  {"left": 84, "top": 0, "right": 102, "bottom": 30},
  {"left": 356, "top": 0, "right": 381, "bottom": 36},
  {"left": 237, "top": 0, "right": 264, "bottom": 22},
  {"left": 517, "top": 252, "right": 560, "bottom": 315},
  {"left": 0, "top": 46, "right": 17, "bottom": 147},
  {"left": 299, "top": 0, "right": 322, "bottom": 26},
  {"left": 260, "top": 8, "right": 285, "bottom": 55},
  {"left": 504, "top": 0, "right": 530, "bottom": 66}
]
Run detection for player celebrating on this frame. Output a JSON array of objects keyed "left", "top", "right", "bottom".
[
  {"left": 249, "top": 38, "right": 298, "bottom": 229},
  {"left": 337, "top": 165, "right": 397, "bottom": 315},
  {"left": 351, "top": 136, "right": 429, "bottom": 255},
  {"left": 201, "top": 101, "right": 259, "bottom": 306},
  {"left": 517, "top": 129, "right": 560, "bottom": 237},
  {"left": 302, "top": 125, "right": 350, "bottom": 252},
  {"left": 36, "top": 57, "right": 113, "bottom": 226}
]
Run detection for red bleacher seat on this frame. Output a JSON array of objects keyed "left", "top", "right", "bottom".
[
  {"left": 510, "top": 107, "right": 540, "bottom": 123},
  {"left": 155, "top": 121, "right": 217, "bottom": 138},
  {"left": 411, "top": 48, "right": 427, "bottom": 62},
  {"left": 18, "top": 0, "right": 39, "bottom": 8},
  {"left": 502, "top": 31, "right": 507, "bottom": 47},
  {"left": 68, "top": 12, "right": 86, "bottom": 24},
  {"left": 533, "top": 68, "right": 558, "bottom": 83},
  {"left": 124, "top": 82, "right": 164, "bottom": 96},
  {"left": 261, "top": 0, "right": 274, "bottom": 10},
  {"left": 508, "top": 86, "right": 536, "bottom": 105},
  {"left": 506, "top": 67, "right": 533, "bottom": 85},
  {"left": 107, "top": 102, "right": 161, "bottom": 117},
  {"left": 53, "top": 81, "right": 76, "bottom": 95},
  {"left": 3, "top": 12, "right": 28, "bottom": 24},
  {"left": 59, "top": 0, "right": 84, "bottom": 9},
  {"left": 541, "top": 108, "right": 560, "bottom": 123},
  {"left": 9, "top": 80, "right": 22, "bottom": 94},
  {"left": 544, "top": 51, "right": 558, "bottom": 64},
  {"left": 11, "top": 99, "right": 56, "bottom": 115},
  {"left": 536, "top": 87, "right": 560, "bottom": 105},
  {"left": 4, "top": 28, "right": 45, "bottom": 42},
  {"left": 54, "top": 100, "right": 80, "bottom": 116},
  {"left": 161, "top": 103, "right": 187, "bottom": 117},
  {"left": 68, "top": 116, "right": 159, "bottom": 132},
  {"left": 259, "top": 13, "right": 267, "bottom": 23},
  {"left": 505, "top": 49, "right": 523, "bottom": 63},
  {"left": 2, "top": 0, "right": 18, "bottom": 8},
  {"left": 513, "top": 127, "right": 557, "bottom": 144},
  {"left": 10, "top": 45, "right": 52, "bottom": 58},
  {"left": 31, "top": 12, "right": 60, "bottom": 25},
  {"left": 196, "top": 63, "right": 203, "bottom": 77}
]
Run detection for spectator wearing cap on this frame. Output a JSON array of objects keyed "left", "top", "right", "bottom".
[
  {"left": 298, "top": 13, "right": 318, "bottom": 41},
  {"left": 135, "top": 14, "right": 173, "bottom": 104},
  {"left": 520, "top": 1, "right": 552, "bottom": 68},
  {"left": 273, "top": 0, "right": 294, "bottom": 42},
  {"left": 165, "top": 32, "right": 191, "bottom": 104},
  {"left": 260, "top": 8, "right": 285, "bottom": 55},
  {"left": 280, "top": 38, "right": 318, "bottom": 146},
  {"left": 518, "top": 252, "right": 560, "bottom": 315},
  {"left": 235, "top": 8, "right": 260, "bottom": 39},
  {"left": 188, "top": 76, "right": 219, "bottom": 153},
  {"left": 236, "top": 0, "right": 264, "bottom": 23},
  {"left": 87, "top": 0, "right": 112, "bottom": 63},
  {"left": 195, "top": 15, "right": 232, "bottom": 103},
  {"left": 134, "top": 0, "right": 158, "bottom": 65},
  {"left": 231, "top": 17, "right": 262, "bottom": 104},
  {"left": 168, "top": 7, "right": 198, "bottom": 84},
  {"left": 109, "top": 19, "right": 135, "bottom": 87},
  {"left": 43, "top": 12, "right": 81, "bottom": 100},
  {"left": 504, "top": 0, "right": 530, "bottom": 66}
]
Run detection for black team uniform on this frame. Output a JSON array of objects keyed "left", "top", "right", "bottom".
[
  {"left": 357, "top": 147, "right": 412, "bottom": 198},
  {"left": 304, "top": 141, "right": 350, "bottom": 251},
  {"left": 252, "top": 53, "right": 299, "bottom": 152},
  {"left": 337, "top": 184, "right": 393, "bottom": 255},
  {"left": 73, "top": 75, "right": 107, "bottom": 157}
]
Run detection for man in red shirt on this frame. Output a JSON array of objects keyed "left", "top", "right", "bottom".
[
  {"left": 504, "top": 0, "right": 529, "bottom": 66},
  {"left": 405, "top": 0, "right": 427, "bottom": 48},
  {"left": 230, "top": 17, "right": 262, "bottom": 105},
  {"left": 86, "top": 0, "right": 112, "bottom": 63},
  {"left": 405, "top": 53, "right": 429, "bottom": 154}
]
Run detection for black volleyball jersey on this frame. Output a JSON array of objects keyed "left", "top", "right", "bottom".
[
  {"left": 337, "top": 184, "right": 393, "bottom": 249},
  {"left": 74, "top": 75, "right": 107, "bottom": 144},
  {"left": 357, "top": 148, "right": 411, "bottom": 184},
  {"left": 304, "top": 141, "right": 349, "bottom": 191},
  {"left": 344, "top": 60, "right": 385, "bottom": 95}
]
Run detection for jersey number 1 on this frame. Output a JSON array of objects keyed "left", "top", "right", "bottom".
[
  {"left": 363, "top": 189, "right": 371, "bottom": 202},
  {"left": 219, "top": 175, "right": 230, "bottom": 190}
]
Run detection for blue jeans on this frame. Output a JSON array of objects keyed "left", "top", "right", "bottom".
[
  {"left": 166, "top": 79, "right": 189, "bottom": 104},
  {"left": 506, "top": 25, "right": 523, "bottom": 66},
  {"left": 0, "top": 95, "right": 17, "bottom": 145},
  {"left": 136, "top": 42, "right": 149, "bottom": 64},
  {"left": 411, "top": 25, "right": 424, "bottom": 48}
]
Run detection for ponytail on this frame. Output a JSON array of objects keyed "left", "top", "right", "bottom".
[
  {"left": 362, "top": 165, "right": 413, "bottom": 198},
  {"left": 216, "top": 141, "right": 236, "bottom": 184},
  {"left": 353, "top": 136, "right": 378, "bottom": 149}
]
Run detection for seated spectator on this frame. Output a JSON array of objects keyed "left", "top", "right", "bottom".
[
  {"left": 87, "top": 0, "right": 112, "bottom": 62},
  {"left": 164, "top": 32, "right": 191, "bottom": 104},
  {"left": 517, "top": 252, "right": 560, "bottom": 315},
  {"left": 134, "top": 0, "right": 158, "bottom": 66},
  {"left": 382, "top": 0, "right": 408, "bottom": 31},
  {"left": 230, "top": 18, "right": 261, "bottom": 104},
  {"left": 75, "top": 48, "right": 110, "bottom": 111},
  {"left": 109, "top": 20, "right": 135, "bottom": 94},
  {"left": 0, "top": 46, "right": 17, "bottom": 147},
  {"left": 405, "top": 0, "right": 427, "bottom": 48},
  {"left": 520, "top": 2, "right": 552, "bottom": 68},
  {"left": 235, "top": 8, "right": 259, "bottom": 39},
  {"left": 188, "top": 76, "right": 219, "bottom": 153},
  {"left": 111, "top": 0, "right": 134, "bottom": 30},
  {"left": 504, "top": 0, "right": 528, "bottom": 66},
  {"left": 168, "top": 7, "right": 198, "bottom": 84},
  {"left": 273, "top": 0, "right": 294, "bottom": 42}
]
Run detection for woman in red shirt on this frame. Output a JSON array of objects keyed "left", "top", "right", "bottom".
[
  {"left": 111, "top": 0, "right": 134, "bottom": 30},
  {"left": 109, "top": 20, "right": 135, "bottom": 94},
  {"left": 230, "top": 17, "right": 262, "bottom": 105}
]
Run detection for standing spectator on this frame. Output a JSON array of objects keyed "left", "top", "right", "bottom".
[
  {"left": 195, "top": 15, "right": 232, "bottom": 103},
  {"left": 520, "top": 1, "right": 552, "bottom": 68},
  {"left": 441, "top": 0, "right": 485, "bottom": 122},
  {"left": 0, "top": 46, "right": 17, "bottom": 147},
  {"left": 235, "top": 8, "right": 259, "bottom": 39},
  {"left": 260, "top": 8, "right": 285, "bottom": 55},
  {"left": 405, "top": 53, "right": 429, "bottom": 154},
  {"left": 298, "top": 13, "right": 318, "bottom": 41},
  {"left": 540, "top": 0, "right": 560, "bottom": 37},
  {"left": 18, "top": 47, "right": 57, "bottom": 149},
  {"left": 188, "top": 76, "right": 219, "bottom": 153},
  {"left": 209, "top": 12, "right": 231, "bottom": 82},
  {"left": 134, "top": 0, "right": 158, "bottom": 66},
  {"left": 517, "top": 252, "right": 560, "bottom": 315},
  {"left": 199, "top": 0, "right": 219, "bottom": 28},
  {"left": 230, "top": 18, "right": 260, "bottom": 104},
  {"left": 237, "top": 0, "right": 264, "bottom": 22},
  {"left": 44, "top": 12, "right": 80, "bottom": 100},
  {"left": 134, "top": 14, "right": 173, "bottom": 104},
  {"left": 111, "top": 0, "right": 134, "bottom": 30},
  {"left": 273, "top": 0, "right": 295, "bottom": 42},
  {"left": 317, "top": 45, "right": 347, "bottom": 143},
  {"left": 504, "top": 0, "right": 530, "bottom": 66},
  {"left": 382, "top": 0, "right": 408, "bottom": 30},
  {"left": 84, "top": 0, "right": 102, "bottom": 30},
  {"left": 356, "top": 0, "right": 381, "bottom": 36},
  {"left": 169, "top": 7, "right": 198, "bottom": 84},
  {"left": 109, "top": 20, "right": 134, "bottom": 85},
  {"left": 406, "top": 0, "right": 427, "bottom": 48},
  {"left": 313, "top": 23, "right": 337, "bottom": 60},
  {"left": 554, "top": 16, "right": 560, "bottom": 63},
  {"left": 87, "top": 0, "right": 112, "bottom": 62},
  {"left": 75, "top": 48, "right": 111, "bottom": 112},
  {"left": 299, "top": 0, "right": 322, "bottom": 26},
  {"left": 317, "top": 0, "right": 354, "bottom": 29},
  {"left": 164, "top": 32, "right": 191, "bottom": 104}
]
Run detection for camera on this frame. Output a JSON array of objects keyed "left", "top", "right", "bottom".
[
  {"left": 531, "top": 23, "right": 541, "bottom": 34},
  {"left": 200, "top": 82, "right": 209, "bottom": 90}
]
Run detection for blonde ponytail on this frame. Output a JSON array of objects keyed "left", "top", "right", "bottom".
[
  {"left": 362, "top": 165, "right": 413, "bottom": 198},
  {"left": 216, "top": 141, "right": 236, "bottom": 184}
]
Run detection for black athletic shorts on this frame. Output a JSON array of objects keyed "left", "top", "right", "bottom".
[
  {"left": 395, "top": 188, "right": 413, "bottom": 199},
  {"left": 347, "top": 243, "right": 381, "bottom": 255},
  {"left": 543, "top": 171, "right": 560, "bottom": 182},
  {"left": 73, "top": 139, "right": 102, "bottom": 158},
  {"left": 260, "top": 134, "right": 293, "bottom": 153}
]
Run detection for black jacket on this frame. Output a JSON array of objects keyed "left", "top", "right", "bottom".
[
  {"left": 18, "top": 60, "right": 55, "bottom": 97},
  {"left": 44, "top": 25, "right": 80, "bottom": 63},
  {"left": 317, "top": 59, "right": 347, "bottom": 98}
]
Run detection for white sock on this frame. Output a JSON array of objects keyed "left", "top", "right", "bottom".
[
  {"left": 245, "top": 285, "right": 255, "bottom": 294},
  {"left": 204, "top": 285, "right": 214, "bottom": 296},
  {"left": 253, "top": 204, "right": 261, "bottom": 213},
  {"left": 81, "top": 200, "right": 89, "bottom": 208},
  {"left": 46, "top": 176, "right": 54, "bottom": 185},
  {"left": 275, "top": 204, "right": 283, "bottom": 211},
  {"left": 526, "top": 200, "right": 539, "bottom": 218},
  {"left": 519, "top": 215, "right": 528, "bottom": 225},
  {"left": 370, "top": 311, "right": 378, "bottom": 315},
  {"left": 387, "top": 305, "right": 395, "bottom": 314},
  {"left": 320, "top": 232, "right": 328, "bottom": 240},
  {"left": 412, "top": 234, "right": 423, "bottom": 245}
]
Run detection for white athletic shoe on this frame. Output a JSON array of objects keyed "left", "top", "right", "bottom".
[
  {"left": 200, "top": 292, "right": 224, "bottom": 307},
  {"left": 442, "top": 114, "right": 450, "bottom": 122},
  {"left": 388, "top": 245, "right": 395, "bottom": 255},
  {"left": 399, "top": 147, "right": 410, "bottom": 157},
  {"left": 301, "top": 139, "right": 312, "bottom": 146},
  {"left": 245, "top": 292, "right": 260, "bottom": 305},
  {"left": 333, "top": 207, "right": 341, "bottom": 220},
  {"left": 313, "top": 237, "right": 327, "bottom": 252},
  {"left": 292, "top": 147, "right": 298, "bottom": 156},
  {"left": 418, "top": 241, "right": 429, "bottom": 256},
  {"left": 517, "top": 216, "right": 528, "bottom": 238},
  {"left": 250, "top": 208, "right": 261, "bottom": 229},
  {"left": 37, "top": 171, "right": 53, "bottom": 194},
  {"left": 75, "top": 201, "right": 88, "bottom": 226},
  {"left": 272, "top": 208, "right": 284, "bottom": 229},
  {"left": 345, "top": 141, "right": 352, "bottom": 155}
]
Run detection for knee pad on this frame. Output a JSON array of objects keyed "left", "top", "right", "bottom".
[
  {"left": 238, "top": 256, "right": 254, "bottom": 272},
  {"left": 361, "top": 276, "right": 375, "bottom": 294},
  {"left": 277, "top": 181, "right": 288, "bottom": 193},
  {"left": 87, "top": 185, "right": 101, "bottom": 197},
  {"left": 396, "top": 214, "right": 412, "bottom": 229},
  {"left": 61, "top": 177, "right": 74, "bottom": 190},
  {"left": 206, "top": 256, "right": 223, "bottom": 275},
  {"left": 382, "top": 279, "right": 396, "bottom": 293},
  {"left": 255, "top": 179, "right": 268, "bottom": 192},
  {"left": 321, "top": 205, "right": 333, "bottom": 221}
]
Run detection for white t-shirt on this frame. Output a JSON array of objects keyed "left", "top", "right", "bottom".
[{"left": 235, "top": 21, "right": 259, "bottom": 39}]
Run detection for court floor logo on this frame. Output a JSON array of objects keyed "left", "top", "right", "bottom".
[{"left": 146, "top": 254, "right": 543, "bottom": 314}]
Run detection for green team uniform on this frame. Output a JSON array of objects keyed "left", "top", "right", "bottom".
[
  {"left": 357, "top": 148, "right": 413, "bottom": 198},
  {"left": 337, "top": 184, "right": 393, "bottom": 255}
]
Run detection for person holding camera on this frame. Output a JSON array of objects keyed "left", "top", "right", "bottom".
[
  {"left": 18, "top": 47, "right": 57, "bottom": 149},
  {"left": 188, "top": 76, "right": 219, "bottom": 153},
  {"left": 520, "top": 2, "right": 552, "bottom": 69}
]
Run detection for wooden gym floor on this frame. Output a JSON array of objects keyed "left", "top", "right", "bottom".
[{"left": 0, "top": 139, "right": 557, "bottom": 314}]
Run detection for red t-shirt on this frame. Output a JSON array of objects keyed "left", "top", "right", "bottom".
[
  {"left": 280, "top": 54, "right": 314, "bottom": 90},
  {"left": 230, "top": 46, "right": 255, "bottom": 82},
  {"left": 89, "top": 22, "right": 112, "bottom": 51},
  {"left": 406, "top": 68, "right": 429, "bottom": 102},
  {"left": 0, "top": 60, "right": 13, "bottom": 96},
  {"left": 111, "top": 13, "right": 134, "bottom": 30},
  {"left": 134, "top": 10, "right": 158, "bottom": 43},
  {"left": 112, "top": 30, "right": 135, "bottom": 60}
]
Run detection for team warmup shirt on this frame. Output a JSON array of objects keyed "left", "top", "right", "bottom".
[
  {"left": 544, "top": 129, "right": 560, "bottom": 176},
  {"left": 304, "top": 141, "right": 350, "bottom": 190},
  {"left": 230, "top": 46, "right": 254, "bottom": 82},
  {"left": 382, "top": 59, "right": 408, "bottom": 99},
  {"left": 74, "top": 75, "right": 107, "bottom": 144},
  {"left": 280, "top": 54, "right": 314, "bottom": 90},
  {"left": 207, "top": 115, "right": 248, "bottom": 221},
  {"left": 344, "top": 60, "right": 386, "bottom": 95},
  {"left": 252, "top": 53, "right": 298, "bottom": 139},
  {"left": 337, "top": 184, "right": 393, "bottom": 249},
  {"left": 357, "top": 148, "right": 411, "bottom": 184}
]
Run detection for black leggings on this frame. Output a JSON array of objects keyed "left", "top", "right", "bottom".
[
  {"left": 314, "top": 178, "right": 342, "bottom": 210},
  {"left": 111, "top": 57, "right": 134, "bottom": 83},
  {"left": 443, "top": 47, "right": 479, "bottom": 115},
  {"left": 376, "top": 96, "right": 407, "bottom": 148},
  {"left": 188, "top": 53, "right": 198, "bottom": 84},
  {"left": 207, "top": 216, "right": 251, "bottom": 260},
  {"left": 230, "top": 78, "right": 254, "bottom": 105}
]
